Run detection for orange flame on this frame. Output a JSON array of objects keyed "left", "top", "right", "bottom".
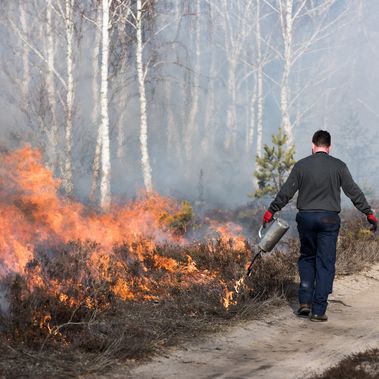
[
  {"left": 0, "top": 146, "right": 249, "bottom": 311},
  {"left": 0, "top": 147, "right": 186, "bottom": 275},
  {"left": 208, "top": 220, "right": 246, "bottom": 251}
]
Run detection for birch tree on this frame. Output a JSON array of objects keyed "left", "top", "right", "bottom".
[
  {"left": 89, "top": 6, "right": 102, "bottom": 201},
  {"left": 88, "top": 0, "right": 131, "bottom": 209},
  {"left": 65, "top": 1, "right": 75, "bottom": 194},
  {"left": 184, "top": 0, "right": 201, "bottom": 163},
  {"left": 246, "top": 0, "right": 271, "bottom": 158},
  {"left": 5, "top": 1, "right": 70, "bottom": 170},
  {"left": 45, "top": 0, "right": 58, "bottom": 172},
  {"left": 163, "top": 1, "right": 185, "bottom": 169},
  {"left": 98, "top": 0, "right": 112, "bottom": 209},
  {"left": 277, "top": 0, "right": 294, "bottom": 143},
  {"left": 264, "top": 0, "right": 344, "bottom": 144},
  {"left": 202, "top": 1, "right": 218, "bottom": 156},
  {"left": 208, "top": 0, "right": 257, "bottom": 151},
  {"left": 135, "top": 0, "right": 153, "bottom": 192},
  {"left": 19, "top": 3, "right": 30, "bottom": 111},
  {"left": 255, "top": 0, "right": 264, "bottom": 157},
  {"left": 119, "top": 0, "right": 166, "bottom": 193},
  {"left": 42, "top": 0, "right": 78, "bottom": 193}
]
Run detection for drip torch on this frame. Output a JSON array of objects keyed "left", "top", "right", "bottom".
[{"left": 246, "top": 217, "right": 290, "bottom": 277}]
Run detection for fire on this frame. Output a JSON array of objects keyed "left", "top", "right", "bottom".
[
  {"left": 208, "top": 220, "right": 247, "bottom": 251},
  {"left": 222, "top": 277, "right": 246, "bottom": 309},
  {"left": 0, "top": 146, "right": 251, "bottom": 316},
  {"left": 0, "top": 146, "right": 184, "bottom": 275}
]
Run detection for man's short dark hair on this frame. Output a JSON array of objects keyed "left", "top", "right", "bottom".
[{"left": 312, "top": 130, "right": 331, "bottom": 147}]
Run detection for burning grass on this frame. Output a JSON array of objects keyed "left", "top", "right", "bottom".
[
  {"left": 0, "top": 147, "right": 378, "bottom": 377},
  {"left": 0, "top": 237, "right": 299, "bottom": 377},
  {"left": 1, "top": 226, "right": 376, "bottom": 378}
]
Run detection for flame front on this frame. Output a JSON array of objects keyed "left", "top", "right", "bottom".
[{"left": 0, "top": 146, "right": 251, "bottom": 313}]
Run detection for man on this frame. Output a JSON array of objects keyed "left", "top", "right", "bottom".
[{"left": 262, "top": 130, "right": 377, "bottom": 322}]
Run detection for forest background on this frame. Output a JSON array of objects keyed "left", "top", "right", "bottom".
[{"left": 1, "top": 0, "right": 377, "bottom": 210}]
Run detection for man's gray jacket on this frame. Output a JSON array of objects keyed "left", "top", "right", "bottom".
[{"left": 268, "top": 152, "right": 371, "bottom": 214}]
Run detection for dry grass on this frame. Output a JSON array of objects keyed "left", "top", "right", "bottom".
[
  {"left": 310, "top": 348, "right": 379, "bottom": 379},
  {"left": 336, "top": 210, "right": 379, "bottom": 274},
  {"left": 0, "top": 212, "right": 378, "bottom": 377}
]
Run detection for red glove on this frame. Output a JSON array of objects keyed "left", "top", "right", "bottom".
[
  {"left": 367, "top": 212, "right": 377, "bottom": 232},
  {"left": 263, "top": 210, "right": 273, "bottom": 225}
]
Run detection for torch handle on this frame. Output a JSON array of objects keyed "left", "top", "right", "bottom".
[{"left": 258, "top": 225, "right": 264, "bottom": 239}]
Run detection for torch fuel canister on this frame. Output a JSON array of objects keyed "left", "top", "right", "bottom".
[{"left": 258, "top": 218, "right": 290, "bottom": 252}]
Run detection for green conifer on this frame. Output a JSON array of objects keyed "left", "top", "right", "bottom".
[{"left": 253, "top": 128, "right": 296, "bottom": 198}]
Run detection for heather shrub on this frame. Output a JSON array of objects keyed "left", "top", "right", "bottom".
[{"left": 0, "top": 212, "right": 378, "bottom": 377}]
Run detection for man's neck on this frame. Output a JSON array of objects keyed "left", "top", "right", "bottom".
[{"left": 313, "top": 147, "right": 329, "bottom": 154}]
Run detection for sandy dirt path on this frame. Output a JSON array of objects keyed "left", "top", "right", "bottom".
[{"left": 123, "top": 265, "right": 379, "bottom": 379}]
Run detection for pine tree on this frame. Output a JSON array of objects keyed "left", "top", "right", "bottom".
[{"left": 253, "top": 128, "right": 296, "bottom": 198}]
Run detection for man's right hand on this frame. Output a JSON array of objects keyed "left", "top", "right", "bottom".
[
  {"left": 263, "top": 210, "right": 273, "bottom": 226},
  {"left": 367, "top": 211, "right": 377, "bottom": 232}
]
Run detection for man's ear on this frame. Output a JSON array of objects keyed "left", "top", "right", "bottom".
[
  {"left": 328, "top": 145, "right": 332, "bottom": 153},
  {"left": 312, "top": 143, "right": 316, "bottom": 153}
]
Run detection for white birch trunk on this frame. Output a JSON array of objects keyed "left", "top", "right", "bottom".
[
  {"left": 46, "top": 0, "right": 58, "bottom": 172},
  {"left": 99, "top": 0, "right": 112, "bottom": 209},
  {"left": 116, "top": 7, "right": 132, "bottom": 162},
  {"left": 136, "top": 0, "right": 153, "bottom": 192},
  {"left": 166, "top": 1, "right": 183, "bottom": 165},
  {"left": 38, "top": 18, "right": 48, "bottom": 137},
  {"left": 62, "top": 0, "right": 75, "bottom": 194},
  {"left": 280, "top": 0, "right": 294, "bottom": 143},
  {"left": 184, "top": 0, "right": 201, "bottom": 162},
  {"left": 256, "top": 0, "right": 264, "bottom": 157},
  {"left": 19, "top": 4, "right": 30, "bottom": 108},
  {"left": 90, "top": 9, "right": 102, "bottom": 201}
]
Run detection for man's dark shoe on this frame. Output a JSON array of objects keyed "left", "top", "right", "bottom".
[
  {"left": 297, "top": 304, "right": 311, "bottom": 318},
  {"left": 310, "top": 313, "right": 328, "bottom": 322}
]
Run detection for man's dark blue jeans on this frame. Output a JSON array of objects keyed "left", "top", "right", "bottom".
[{"left": 296, "top": 211, "right": 340, "bottom": 315}]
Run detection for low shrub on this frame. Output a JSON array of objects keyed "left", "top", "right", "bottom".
[
  {"left": 0, "top": 213, "right": 378, "bottom": 377},
  {"left": 310, "top": 348, "right": 379, "bottom": 379}
]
